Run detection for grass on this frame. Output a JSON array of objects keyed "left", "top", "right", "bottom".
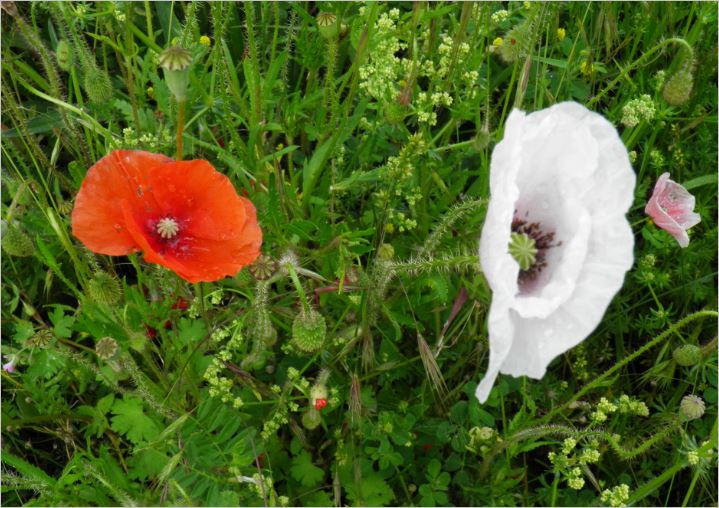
[{"left": 1, "top": 2, "right": 717, "bottom": 506}]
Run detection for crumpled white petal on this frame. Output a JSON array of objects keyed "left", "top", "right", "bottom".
[{"left": 476, "top": 102, "right": 635, "bottom": 403}]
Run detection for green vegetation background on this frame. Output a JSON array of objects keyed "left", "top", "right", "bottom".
[{"left": 1, "top": 2, "right": 717, "bottom": 506}]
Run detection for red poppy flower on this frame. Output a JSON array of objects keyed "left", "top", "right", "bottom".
[{"left": 72, "top": 150, "right": 262, "bottom": 283}]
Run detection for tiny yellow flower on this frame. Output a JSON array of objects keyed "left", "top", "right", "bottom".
[
  {"left": 385, "top": 223, "right": 395, "bottom": 234},
  {"left": 580, "top": 60, "right": 594, "bottom": 76},
  {"left": 557, "top": 28, "right": 566, "bottom": 41},
  {"left": 146, "top": 86, "right": 154, "bottom": 99},
  {"left": 199, "top": 35, "right": 211, "bottom": 46},
  {"left": 523, "top": 1, "right": 531, "bottom": 8},
  {"left": 493, "top": 37, "right": 504, "bottom": 47}
]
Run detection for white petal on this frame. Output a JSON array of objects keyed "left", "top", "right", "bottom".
[{"left": 476, "top": 102, "right": 635, "bottom": 401}]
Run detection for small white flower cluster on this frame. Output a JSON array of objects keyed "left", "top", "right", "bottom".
[
  {"left": 549, "top": 437, "right": 602, "bottom": 491},
  {"left": 113, "top": 2, "right": 126, "bottom": 22},
  {"left": 203, "top": 319, "right": 245, "bottom": 408},
  {"left": 359, "top": 12, "right": 405, "bottom": 101},
  {"left": 600, "top": 484, "right": 631, "bottom": 507},
  {"left": 590, "top": 396, "right": 617, "bottom": 423},
  {"left": 121, "top": 127, "right": 173, "bottom": 152},
  {"left": 436, "top": 34, "right": 470, "bottom": 79},
  {"left": 491, "top": 9, "right": 510, "bottom": 24},
  {"left": 621, "top": 94, "right": 656, "bottom": 128},
  {"left": 617, "top": 394, "right": 650, "bottom": 416}
]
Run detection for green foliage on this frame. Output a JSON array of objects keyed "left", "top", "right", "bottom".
[{"left": 1, "top": 1, "right": 717, "bottom": 507}]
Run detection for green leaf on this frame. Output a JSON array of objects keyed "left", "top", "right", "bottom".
[
  {"left": 2, "top": 451, "right": 56, "bottom": 487},
  {"left": 683, "top": 173, "right": 717, "bottom": 190},
  {"left": 177, "top": 319, "right": 206, "bottom": 346},
  {"left": 304, "top": 490, "right": 334, "bottom": 507},
  {"left": 127, "top": 448, "right": 169, "bottom": 480},
  {"left": 110, "top": 396, "right": 160, "bottom": 444},
  {"left": 48, "top": 306, "right": 74, "bottom": 338},
  {"left": 290, "top": 450, "right": 324, "bottom": 488},
  {"left": 345, "top": 473, "right": 395, "bottom": 507},
  {"left": 12, "top": 320, "right": 35, "bottom": 343}
]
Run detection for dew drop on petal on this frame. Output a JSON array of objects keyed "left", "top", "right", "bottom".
[
  {"left": 114, "top": 224, "right": 123, "bottom": 232},
  {"left": 137, "top": 186, "right": 143, "bottom": 197}
]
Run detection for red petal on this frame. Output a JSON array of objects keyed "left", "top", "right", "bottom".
[{"left": 72, "top": 151, "right": 172, "bottom": 255}]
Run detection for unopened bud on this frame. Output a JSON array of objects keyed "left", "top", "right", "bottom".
[
  {"left": 663, "top": 67, "right": 693, "bottom": 106},
  {"left": 1, "top": 222, "right": 35, "bottom": 257},
  {"left": 302, "top": 407, "right": 322, "bottom": 430},
  {"left": 83, "top": 67, "right": 112, "bottom": 104},
  {"left": 56, "top": 40, "right": 73, "bottom": 71},
  {"left": 291, "top": 309, "right": 327, "bottom": 353},
  {"left": 673, "top": 344, "right": 702, "bottom": 367},
  {"left": 87, "top": 271, "right": 122, "bottom": 306}
]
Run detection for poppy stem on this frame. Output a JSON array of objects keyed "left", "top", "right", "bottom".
[
  {"left": 285, "top": 264, "right": 311, "bottom": 314},
  {"left": 175, "top": 100, "right": 186, "bottom": 161},
  {"left": 196, "top": 282, "right": 211, "bottom": 337}
]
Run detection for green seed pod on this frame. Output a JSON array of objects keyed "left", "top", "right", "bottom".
[
  {"left": 673, "top": 344, "right": 702, "bottom": 367},
  {"left": 291, "top": 308, "right": 327, "bottom": 353},
  {"left": 95, "top": 337, "right": 119, "bottom": 360},
  {"left": 302, "top": 407, "right": 322, "bottom": 430},
  {"left": 87, "top": 271, "right": 122, "bottom": 306},
  {"left": 56, "top": 40, "right": 73, "bottom": 72},
  {"left": 83, "top": 67, "right": 113, "bottom": 104},
  {"left": 680, "top": 394, "right": 705, "bottom": 420},
  {"left": 159, "top": 46, "right": 192, "bottom": 102},
  {"left": 248, "top": 253, "right": 278, "bottom": 281},
  {"left": 662, "top": 68, "right": 693, "bottom": 106},
  {"left": 1, "top": 222, "right": 35, "bottom": 257},
  {"left": 317, "top": 12, "right": 339, "bottom": 40}
]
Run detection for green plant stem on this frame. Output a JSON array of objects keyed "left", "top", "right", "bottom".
[
  {"left": 176, "top": 100, "right": 186, "bottom": 160},
  {"left": 285, "top": 264, "right": 310, "bottom": 314},
  {"left": 543, "top": 310, "right": 718, "bottom": 423},
  {"left": 588, "top": 37, "right": 694, "bottom": 107}
]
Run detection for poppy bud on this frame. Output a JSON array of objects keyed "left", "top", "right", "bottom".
[
  {"left": 663, "top": 67, "right": 693, "bottom": 106},
  {"left": 377, "top": 243, "right": 395, "bottom": 260},
  {"left": 95, "top": 337, "right": 119, "bottom": 360},
  {"left": 1, "top": 221, "right": 35, "bottom": 257},
  {"left": 56, "top": 40, "right": 73, "bottom": 72},
  {"left": 680, "top": 394, "right": 705, "bottom": 420},
  {"left": 302, "top": 407, "right": 322, "bottom": 430},
  {"left": 83, "top": 67, "right": 113, "bottom": 104},
  {"left": 673, "top": 344, "right": 701, "bottom": 367},
  {"left": 310, "top": 384, "right": 328, "bottom": 407},
  {"left": 86, "top": 271, "right": 122, "bottom": 306},
  {"left": 499, "top": 23, "right": 532, "bottom": 63},
  {"left": 316, "top": 12, "right": 339, "bottom": 40},
  {"left": 291, "top": 308, "right": 327, "bottom": 353},
  {"left": 159, "top": 46, "right": 193, "bottom": 102}
]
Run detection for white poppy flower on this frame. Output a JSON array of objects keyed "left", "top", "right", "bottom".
[{"left": 475, "top": 102, "right": 635, "bottom": 403}]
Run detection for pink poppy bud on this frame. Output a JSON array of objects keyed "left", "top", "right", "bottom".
[{"left": 645, "top": 173, "right": 701, "bottom": 248}]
